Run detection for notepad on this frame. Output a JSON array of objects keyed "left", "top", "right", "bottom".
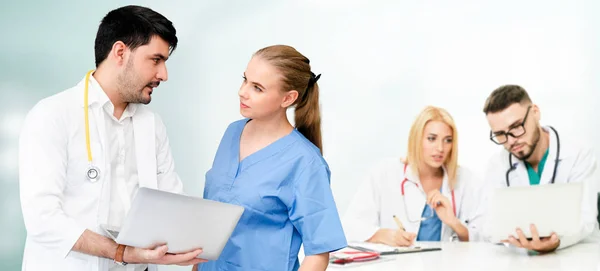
[{"left": 347, "top": 242, "right": 441, "bottom": 255}]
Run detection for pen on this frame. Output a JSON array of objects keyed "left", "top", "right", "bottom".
[{"left": 393, "top": 215, "right": 405, "bottom": 231}]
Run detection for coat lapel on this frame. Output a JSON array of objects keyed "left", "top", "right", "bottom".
[
  {"left": 133, "top": 109, "right": 158, "bottom": 189},
  {"left": 540, "top": 126, "right": 560, "bottom": 185},
  {"left": 440, "top": 167, "right": 454, "bottom": 240}
]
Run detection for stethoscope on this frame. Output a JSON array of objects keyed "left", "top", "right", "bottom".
[
  {"left": 506, "top": 126, "right": 560, "bottom": 187},
  {"left": 84, "top": 70, "right": 101, "bottom": 183},
  {"left": 400, "top": 163, "right": 456, "bottom": 223}
]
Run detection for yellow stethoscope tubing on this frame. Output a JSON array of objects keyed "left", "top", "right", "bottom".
[{"left": 84, "top": 70, "right": 94, "bottom": 163}]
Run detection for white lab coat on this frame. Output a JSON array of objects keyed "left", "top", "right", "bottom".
[
  {"left": 479, "top": 126, "right": 600, "bottom": 249},
  {"left": 19, "top": 75, "right": 183, "bottom": 271},
  {"left": 342, "top": 158, "right": 484, "bottom": 243}
]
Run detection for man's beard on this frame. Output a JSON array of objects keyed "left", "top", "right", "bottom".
[
  {"left": 512, "top": 127, "right": 540, "bottom": 161},
  {"left": 117, "top": 59, "right": 155, "bottom": 105}
]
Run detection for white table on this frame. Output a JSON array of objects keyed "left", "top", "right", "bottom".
[{"left": 327, "top": 242, "right": 600, "bottom": 271}]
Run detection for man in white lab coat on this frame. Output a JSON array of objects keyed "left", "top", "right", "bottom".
[
  {"left": 481, "top": 85, "right": 600, "bottom": 253},
  {"left": 18, "top": 5, "right": 206, "bottom": 271}
]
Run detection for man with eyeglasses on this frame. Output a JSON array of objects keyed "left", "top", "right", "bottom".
[{"left": 480, "top": 85, "right": 600, "bottom": 253}]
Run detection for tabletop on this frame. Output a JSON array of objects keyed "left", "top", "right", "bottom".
[{"left": 327, "top": 241, "right": 600, "bottom": 271}]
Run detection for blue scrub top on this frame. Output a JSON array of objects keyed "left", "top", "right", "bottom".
[
  {"left": 416, "top": 205, "right": 442, "bottom": 241},
  {"left": 200, "top": 119, "right": 347, "bottom": 271}
]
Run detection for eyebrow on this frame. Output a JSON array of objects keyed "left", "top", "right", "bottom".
[
  {"left": 491, "top": 118, "right": 524, "bottom": 134},
  {"left": 243, "top": 72, "right": 266, "bottom": 89},
  {"left": 152, "top": 53, "right": 168, "bottom": 61},
  {"left": 427, "top": 133, "right": 452, "bottom": 139},
  {"left": 507, "top": 119, "right": 523, "bottom": 129}
]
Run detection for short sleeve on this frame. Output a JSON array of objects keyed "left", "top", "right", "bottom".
[{"left": 286, "top": 159, "right": 348, "bottom": 255}]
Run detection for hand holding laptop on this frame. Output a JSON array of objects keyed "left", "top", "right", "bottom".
[
  {"left": 100, "top": 187, "right": 244, "bottom": 264},
  {"left": 123, "top": 244, "right": 207, "bottom": 266},
  {"left": 501, "top": 224, "right": 560, "bottom": 253},
  {"left": 487, "top": 182, "right": 581, "bottom": 253}
]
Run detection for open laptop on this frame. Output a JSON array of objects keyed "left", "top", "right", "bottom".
[
  {"left": 486, "top": 182, "right": 583, "bottom": 242},
  {"left": 101, "top": 187, "right": 244, "bottom": 260}
]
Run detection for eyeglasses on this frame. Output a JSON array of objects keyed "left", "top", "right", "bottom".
[{"left": 489, "top": 105, "right": 532, "bottom": 145}]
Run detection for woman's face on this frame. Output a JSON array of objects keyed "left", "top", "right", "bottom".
[
  {"left": 238, "top": 56, "right": 296, "bottom": 120},
  {"left": 421, "top": 120, "right": 453, "bottom": 169}
]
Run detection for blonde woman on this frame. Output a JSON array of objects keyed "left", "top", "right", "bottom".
[
  {"left": 196, "top": 45, "right": 346, "bottom": 271},
  {"left": 343, "top": 106, "right": 483, "bottom": 246}
]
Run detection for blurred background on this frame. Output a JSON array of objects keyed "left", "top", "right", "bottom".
[{"left": 1, "top": 0, "right": 599, "bottom": 270}]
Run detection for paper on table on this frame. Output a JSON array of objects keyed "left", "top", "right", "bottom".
[{"left": 348, "top": 242, "right": 422, "bottom": 253}]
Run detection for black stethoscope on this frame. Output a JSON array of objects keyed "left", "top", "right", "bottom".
[{"left": 506, "top": 126, "right": 560, "bottom": 187}]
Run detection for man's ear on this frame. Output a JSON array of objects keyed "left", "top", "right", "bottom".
[
  {"left": 532, "top": 104, "right": 541, "bottom": 121},
  {"left": 110, "top": 41, "right": 128, "bottom": 66}
]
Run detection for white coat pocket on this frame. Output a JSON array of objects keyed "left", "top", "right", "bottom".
[{"left": 65, "top": 161, "right": 95, "bottom": 187}]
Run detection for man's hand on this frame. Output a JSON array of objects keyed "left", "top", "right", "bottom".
[
  {"left": 124, "top": 244, "right": 208, "bottom": 266},
  {"left": 72, "top": 230, "right": 207, "bottom": 266},
  {"left": 503, "top": 224, "right": 560, "bottom": 253}
]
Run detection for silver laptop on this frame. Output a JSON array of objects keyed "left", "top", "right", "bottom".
[
  {"left": 485, "top": 182, "right": 583, "bottom": 242},
  {"left": 102, "top": 187, "right": 244, "bottom": 260}
]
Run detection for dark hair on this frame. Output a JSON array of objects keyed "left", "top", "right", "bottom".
[
  {"left": 94, "top": 5, "right": 178, "bottom": 67},
  {"left": 254, "top": 45, "right": 323, "bottom": 154},
  {"left": 483, "top": 84, "right": 532, "bottom": 114}
]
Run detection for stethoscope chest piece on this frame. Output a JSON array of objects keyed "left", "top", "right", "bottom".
[{"left": 86, "top": 164, "right": 101, "bottom": 182}]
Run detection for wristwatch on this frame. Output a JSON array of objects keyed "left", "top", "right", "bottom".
[{"left": 114, "top": 244, "right": 128, "bottom": 266}]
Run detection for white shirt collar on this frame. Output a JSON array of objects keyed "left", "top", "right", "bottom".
[{"left": 85, "top": 74, "right": 139, "bottom": 120}]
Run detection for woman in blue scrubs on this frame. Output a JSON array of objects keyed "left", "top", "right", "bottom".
[{"left": 196, "top": 45, "right": 347, "bottom": 271}]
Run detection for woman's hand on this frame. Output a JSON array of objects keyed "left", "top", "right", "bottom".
[{"left": 367, "top": 228, "right": 416, "bottom": 247}]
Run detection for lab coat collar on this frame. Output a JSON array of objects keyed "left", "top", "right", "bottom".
[
  {"left": 79, "top": 72, "right": 109, "bottom": 108},
  {"left": 539, "top": 126, "right": 560, "bottom": 185},
  {"left": 402, "top": 161, "right": 454, "bottom": 235},
  {"left": 79, "top": 73, "right": 140, "bottom": 117},
  {"left": 507, "top": 125, "right": 562, "bottom": 186},
  {"left": 404, "top": 162, "right": 451, "bottom": 193}
]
